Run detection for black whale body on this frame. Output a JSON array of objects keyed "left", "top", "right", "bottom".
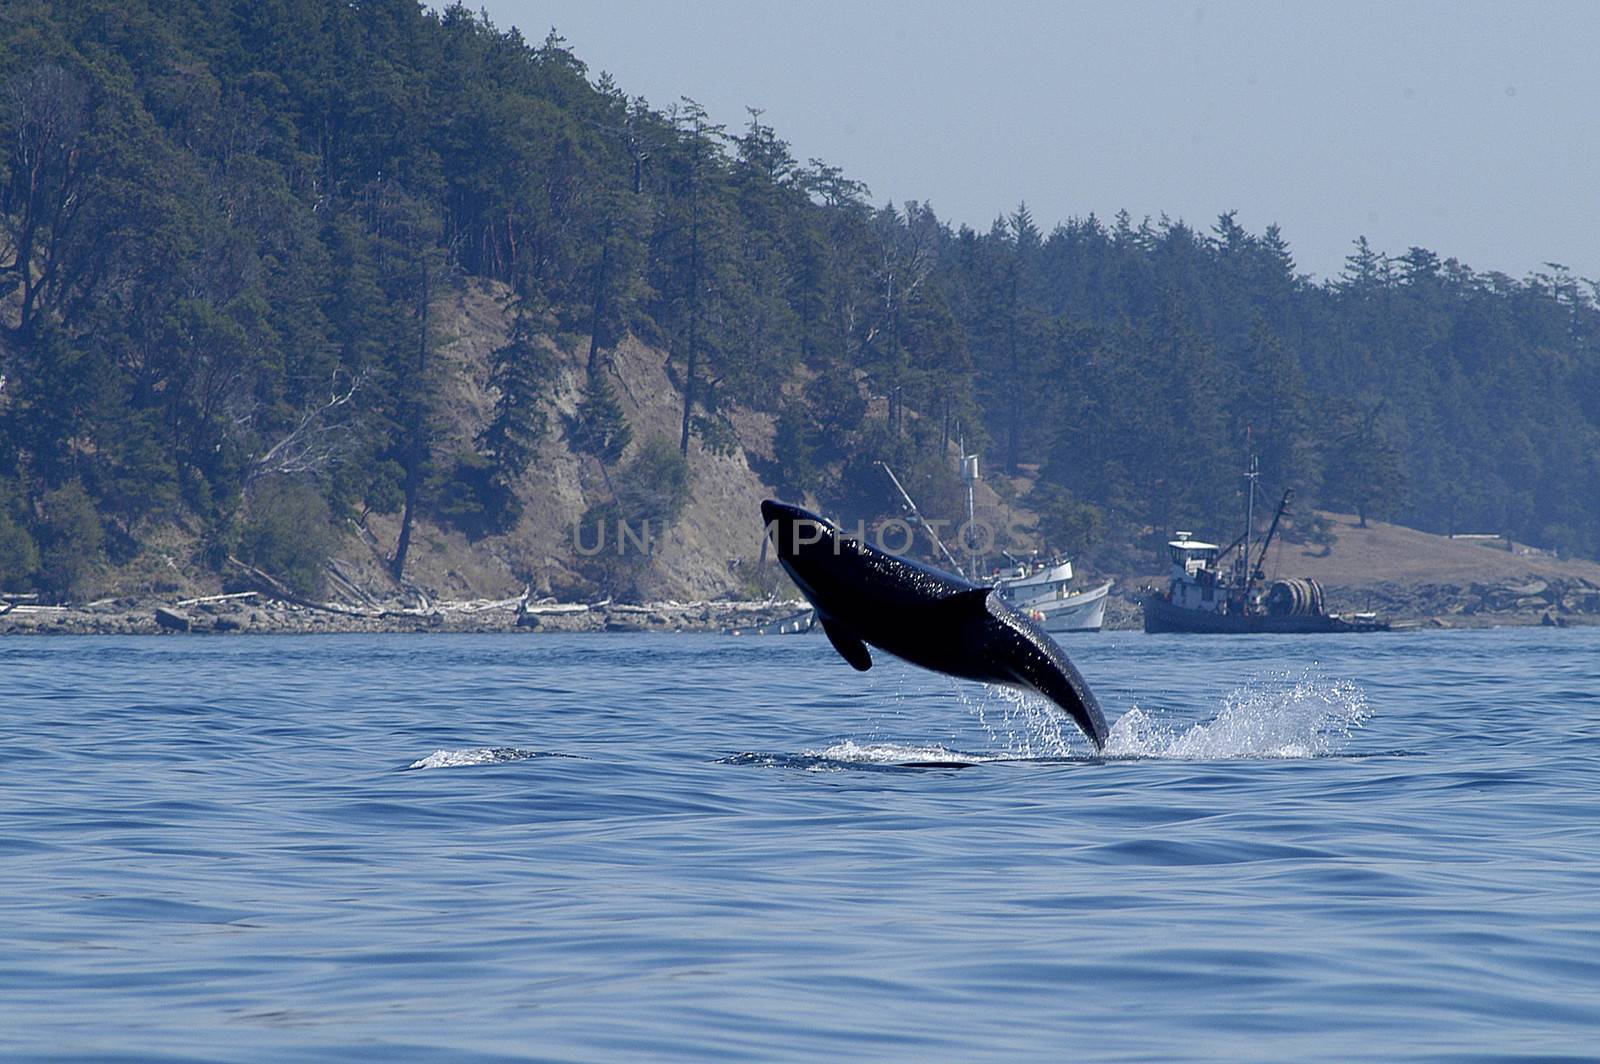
[{"left": 761, "top": 499, "right": 1109, "bottom": 750}]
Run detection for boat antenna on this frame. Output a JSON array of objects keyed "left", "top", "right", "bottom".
[
  {"left": 1242, "top": 454, "right": 1259, "bottom": 588},
  {"left": 877, "top": 460, "right": 965, "bottom": 576},
  {"left": 958, "top": 430, "right": 980, "bottom": 576}
]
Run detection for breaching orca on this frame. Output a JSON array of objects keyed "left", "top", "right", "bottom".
[{"left": 761, "top": 499, "right": 1109, "bottom": 750}]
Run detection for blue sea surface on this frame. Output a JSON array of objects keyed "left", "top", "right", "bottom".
[{"left": 3, "top": 628, "right": 1599, "bottom": 1062}]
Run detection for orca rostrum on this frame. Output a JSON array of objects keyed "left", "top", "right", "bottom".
[{"left": 761, "top": 499, "right": 1109, "bottom": 750}]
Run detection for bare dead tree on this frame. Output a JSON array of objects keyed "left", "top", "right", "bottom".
[
  {"left": 243, "top": 370, "right": 366, "bottom": 484},
  {"left": 861, "top": 201, "right": 939, "bottom": 436}
]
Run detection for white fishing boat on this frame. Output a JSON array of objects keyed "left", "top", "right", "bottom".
[
  {"left": 878, "top": 457, "right": 1111, "bottom": 633},
  {"left": 993, "top": 557, "right": 1113, "bottom": 633}
]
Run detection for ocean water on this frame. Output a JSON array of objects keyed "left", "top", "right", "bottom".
[{"left": 3, "top": 628, "right": 1598, "bottom": 1062}]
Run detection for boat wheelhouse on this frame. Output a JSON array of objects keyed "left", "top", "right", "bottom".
[{"left": 994, "top": 555, "right": 1113, "bottom": 633}]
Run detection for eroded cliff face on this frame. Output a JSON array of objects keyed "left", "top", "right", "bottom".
[{"left": 342, "top": 279, "right": 779, "bottom": 604}]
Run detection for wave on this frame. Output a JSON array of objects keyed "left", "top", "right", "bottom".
[{"left": 809, "top": 739, "right": 990, "bottom": 765}]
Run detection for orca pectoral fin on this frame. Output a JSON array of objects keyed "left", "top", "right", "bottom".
[{"left": 820, "top": 618, "right": 873, "bottom": 671}]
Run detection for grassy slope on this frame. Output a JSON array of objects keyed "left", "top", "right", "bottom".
[{"left": 1275, "top": 514, "right": 1600, "bottom": 589}]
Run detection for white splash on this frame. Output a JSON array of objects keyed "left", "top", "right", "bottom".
[
  {"left": 407, "top": 747, "right": 544, "bottom": 770},
  {"left": 808, "top": 739, "right": 982, "bottom": 765},
  {"left": 961, "top": 684, "right": 1081, "bottom": 759},
  {"left": 1104, "top": 672, "right": 1370, "bottom": 760}
]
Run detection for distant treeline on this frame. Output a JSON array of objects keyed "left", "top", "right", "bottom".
[{"left": 2, "top": 0, "right": 1598, "bottom": 599}]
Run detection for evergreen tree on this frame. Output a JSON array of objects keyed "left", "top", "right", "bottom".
[
  {"left": 651, "top": 99, "right": 732, "bottom": 456},
  {"left": 481, "top": 303, "right": 553, "bottom": 479},
  {"left": 1322, "top": 400, "right": 1407, "bottom": 527},
  {"left": 570, "top": 369, "right": 631, "bottom": 467},
  {"left": 0, "top": 477, "right": 39, "bottom": 589},
  {"left": 36, "top": 479, "right": 103, "bottom": 601}
]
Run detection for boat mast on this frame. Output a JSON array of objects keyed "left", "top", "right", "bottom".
[
  {"left": 958, "top": 428, "right": 979, "bottom": 577},
  {"left": 1253, "top": 488, "right": 1295, "bottom": 583},
  {"left": 878, "top": 460, "right": 966, "bottom": 576},
  {"left": 1242, "top": 455, "right": 1259, "bottom": 590}
]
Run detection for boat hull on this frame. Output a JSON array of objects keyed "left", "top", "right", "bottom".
[
  {"left": 1142, "top": 593, "right": 1388, "bottom": 634},
  {"left": 1025, "top": 580, "right": 1113, "bottom": 633}
]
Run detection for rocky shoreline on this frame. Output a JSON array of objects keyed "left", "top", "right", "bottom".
[
  {"left": 4, "top": 573, "right": 1598, "bottom": 637},
  {"left": 0, "top": 592, "right": 819, "bottom": 637}
]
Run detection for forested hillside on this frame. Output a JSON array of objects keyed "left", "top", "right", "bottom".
[{"left": 3, "top": 0, "right": 1598, "bottom": 603}]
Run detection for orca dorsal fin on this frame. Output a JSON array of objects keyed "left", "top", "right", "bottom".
[{"left": 820, "top": 617, "right": 873, "bottom": 671}]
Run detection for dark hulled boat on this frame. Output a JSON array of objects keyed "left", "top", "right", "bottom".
[{"left": 1142, "top": 461, "right": 1389, "bottom": 635}]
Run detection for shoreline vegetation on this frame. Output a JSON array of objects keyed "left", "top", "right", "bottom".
[
  {"left": 8, "top": 510, "right": 1600, "bottom": 635},
  {"left": 3, "top": 2, "right": 1600, "bottom": 617}
]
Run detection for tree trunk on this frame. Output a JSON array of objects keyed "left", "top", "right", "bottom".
[
  {"left": 585, "top": 225, "right": 612, "bottom": 374},
  {"left": 678, "top": 211, "right": 700, "bottom": 456},
  {"left": 391, "top": 451, "right": 419, "bottom": 582},
  {"left": 679, "top": 342, "right": 697, "bottom": 455},
  {"left": 391, "top": 264, "right": 430, "bottom": 581},
  {"left": 1004, "top": 270, "right": 1021, "bottom": 474}
]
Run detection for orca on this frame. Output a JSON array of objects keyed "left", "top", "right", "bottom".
[{"left": 761, "top": 499, "right": 1109, "bottom": 751}]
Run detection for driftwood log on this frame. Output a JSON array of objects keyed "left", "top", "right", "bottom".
[{"left": 225, "top": 556, "right": 382, "bottom": 618}]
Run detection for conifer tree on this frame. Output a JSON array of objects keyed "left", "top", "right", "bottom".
[
  {"left": 481, "top": 303, "right": 553, "bottom": 480},
  {"left": 570, "top": 369, "right": 631, "bottom": 467}
]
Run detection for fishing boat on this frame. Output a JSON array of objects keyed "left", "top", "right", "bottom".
[
  {"left": 1142, "top": 459, "right": 1388, "bottom": 634},
  {"left": 879, "top": 459, "right": 1111, "bottom": 633},
  {"left": 993, "top": 556, "right": 1113, "bottom": 633}
]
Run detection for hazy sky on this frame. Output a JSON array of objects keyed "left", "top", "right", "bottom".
[{"left": 481, "top": 1, "right": 1600, "bottom": 281}]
